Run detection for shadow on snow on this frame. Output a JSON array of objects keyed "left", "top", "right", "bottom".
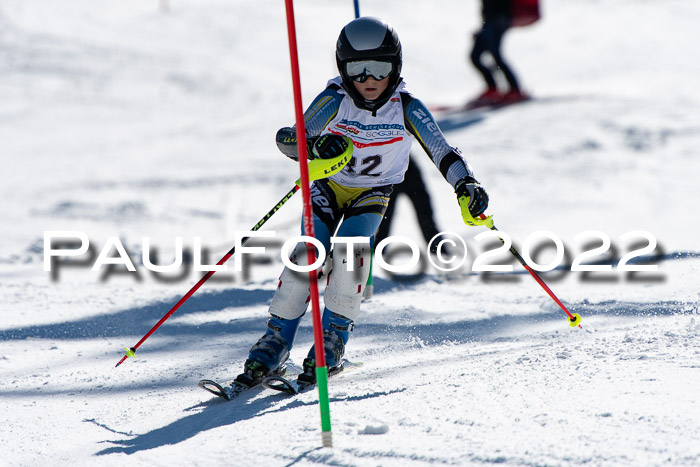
[
  {"left": 0, "top": 270, "right": 693, "bottom": 345},
  {"left": 88, "top": 297, "right": 695, "bottom": 457},
  {"left": 0, "top": 266, "right": 694, "bottom": 455},
  {"left": 93, "top": 387, "right": 407, "bottom": 456}
]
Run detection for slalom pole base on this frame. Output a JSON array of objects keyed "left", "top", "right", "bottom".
[
  {"left": 363, "top": 284, "right": 374, "bottom": 300},
  {"left": 569, "top": 313, "right": 582, "bottom": 327},
  {"left": 321, "top": 431, "right": 333, "bottom": 448}
]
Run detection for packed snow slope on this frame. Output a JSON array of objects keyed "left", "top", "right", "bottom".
[{"left": 1, "top": 0, "right": 699, "bottom": 465}]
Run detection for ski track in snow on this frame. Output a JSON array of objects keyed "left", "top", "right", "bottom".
[{"left": 1, "top": 0, "right": 700, "bottom": 465}]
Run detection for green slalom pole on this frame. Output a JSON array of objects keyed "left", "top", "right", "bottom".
[
  {"left": 364, "top": 248, "right": 374, "bottom": 299},
  {"left": 316, "top": 366, "right": 332, "bottom": 446}
]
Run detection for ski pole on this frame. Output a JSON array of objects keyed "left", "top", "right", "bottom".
[
  {"left": 115, "top": 152, "right": 352, "bottom": 368},
  {"left": 479, "top": 214, "right": 582, "bottom": 328}
]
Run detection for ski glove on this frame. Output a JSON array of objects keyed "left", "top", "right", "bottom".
[
  {"left": 455, "top": 176, "right": 491, "bottom": 226},
  {"left": 275, "top": 128, "right": 350, "bottom": 162},
  {"left": 310, "top": 134, "right": 350, "bottom": 160}
]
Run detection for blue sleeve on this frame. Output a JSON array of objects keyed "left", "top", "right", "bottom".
[
  {"left": 275, "top": 85, "right": 343, "bottom": 160},
  {"left": 402, "top": 93, "right": 475, "bottom": 189},
  {"left": 303, "top": 85, "right": 343, "bottom": 136}
]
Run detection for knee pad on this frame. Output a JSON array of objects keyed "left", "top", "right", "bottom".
[
  {"left": 323, "top": 241, "right": 371, "bottom": 321},
  {"left": 269, "top": 242, "right": 319, "bottom": 320}
]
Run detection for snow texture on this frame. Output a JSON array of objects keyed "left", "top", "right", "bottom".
[{"left": 1, "top": 0, "right": 699, "bottom": 465}]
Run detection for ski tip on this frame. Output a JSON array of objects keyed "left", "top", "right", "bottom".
[
  {"left": 262, "top": 375, "right": 298, "bottom": 395},
  {"left": 198, "top": 379, "right": 231, "bottom": 400}
]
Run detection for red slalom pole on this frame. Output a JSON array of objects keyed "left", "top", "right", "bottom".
[
  {"left": 480, "top": 214, "right": 582, "bottom": 328},
  {"left": 284, "top": 0, "right": 334, "bottom": 448}
]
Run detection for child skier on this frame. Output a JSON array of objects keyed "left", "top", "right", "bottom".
[{"left": 234, "top": 16, "right": 490, "bottom": 389}]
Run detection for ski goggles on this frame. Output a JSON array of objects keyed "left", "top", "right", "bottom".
[{"left": 345, "top": 60, "right": 393, "bottom": 83}]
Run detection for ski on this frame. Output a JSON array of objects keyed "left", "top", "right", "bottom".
[
  {"left": 198, "top": 364, "right": 298, "bottom": 401},
  {"left": 198, "top": 379, "right": 249, "bottom": 401},
  {"left": 262, "top": 360, "right": 363, "bottom": 396}
]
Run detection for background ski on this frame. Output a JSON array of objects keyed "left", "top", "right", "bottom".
[{"left": 429, "top": 94, "right": 532, "bottom": 114}]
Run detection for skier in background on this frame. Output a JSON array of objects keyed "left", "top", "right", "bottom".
[
  {"left": 232, "top": 17, "right": 490, "bottom": 391},
  {"left": 468, "top": 0, "right": 529, "bottom": 107}
]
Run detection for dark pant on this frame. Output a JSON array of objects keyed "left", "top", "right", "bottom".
[
  {"left": 470, "top": 16, "right": 520, "bottom": 92},
  {"left": 374, "top": 157, "right": 440, "bottom": 246}
]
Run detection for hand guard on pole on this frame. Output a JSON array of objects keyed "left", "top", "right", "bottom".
[
  {"left": 311, "top": 134, "right": 350, "bottom": 160},
  {"left": 455, "top": 176, "right": 492, "bottom": 227}
]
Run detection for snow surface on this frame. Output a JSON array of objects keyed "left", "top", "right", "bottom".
[{"left": 1, "top": 0, "right": 699, "bottom": 465}]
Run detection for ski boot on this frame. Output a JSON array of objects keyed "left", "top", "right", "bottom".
[
  {"left": 298, "top": 309, "right": 352, "bottom": 385},
  {"left": 234, "top": 359, "right": 276, "bottom": 389},
  {"left": 235, "top": 314, "right": 302, "bottom": 388},
  {"left": 500, "top": 89, "right": 530, "bottom": 105},
  {"left": 467, "top": 87, "right": 504, "bottom": 109}
]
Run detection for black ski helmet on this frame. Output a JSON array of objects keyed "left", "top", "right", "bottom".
[{"left": 336, "top": 17, "right": 402, "bottom": 112}]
